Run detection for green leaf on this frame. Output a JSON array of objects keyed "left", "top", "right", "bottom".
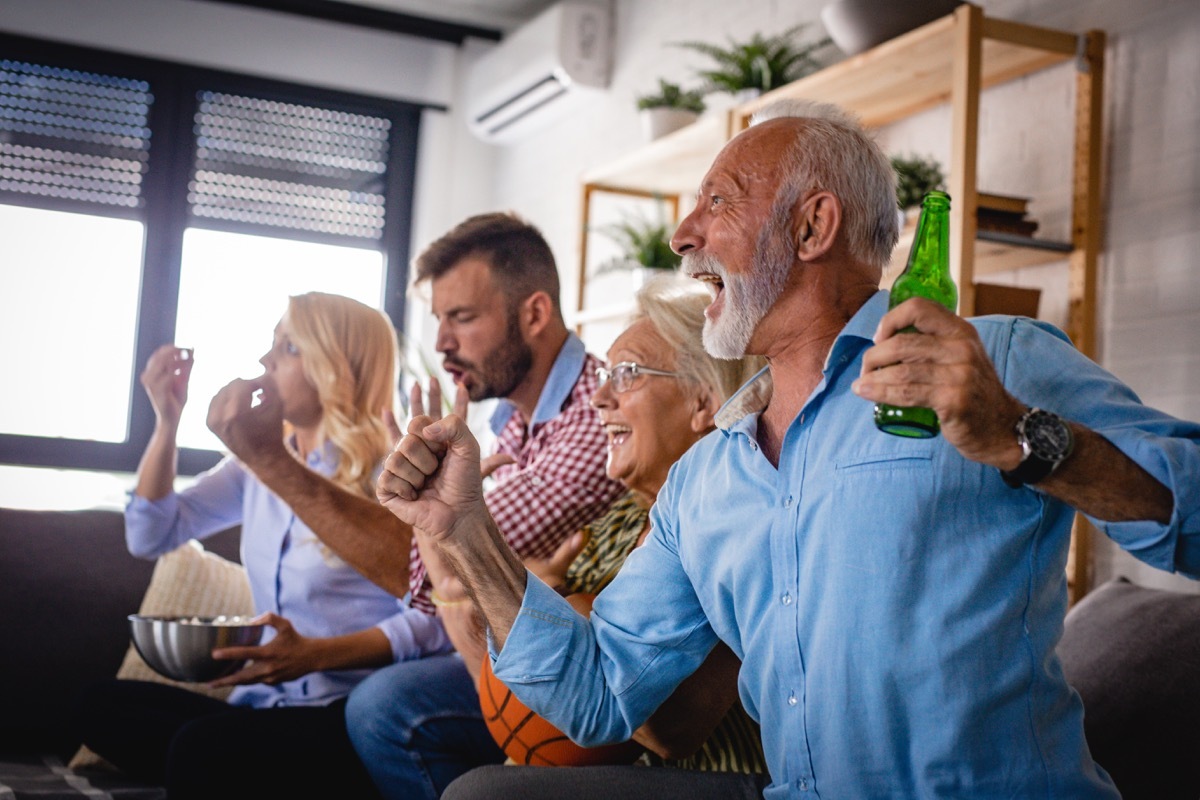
[
  {"left": 590, "top": 202, "right": 682, "bottom": 273},
  {"left": 673, "top": 24, "right": 834, "bottom": 94}
]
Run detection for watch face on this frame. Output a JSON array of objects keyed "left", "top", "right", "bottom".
[{"left": 1024, "top": 410, "right": 1072, "bottom": 460}]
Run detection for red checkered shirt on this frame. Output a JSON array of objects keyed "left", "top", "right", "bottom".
[{"left": 407, "top": 344, "right": 625, "bottom": 613}]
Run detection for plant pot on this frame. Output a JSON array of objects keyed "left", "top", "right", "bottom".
[
  {"left": 821, "top": 0, "right": 965, "bottom": 57},
  {"left": 640, "top": 107, "right": 700, "bottom": 141}
]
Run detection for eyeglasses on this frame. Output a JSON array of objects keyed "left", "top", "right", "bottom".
[{"left": 595, "top": 361, "right": 680, "bottom": 394}]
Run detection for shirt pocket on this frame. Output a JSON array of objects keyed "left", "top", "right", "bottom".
[{"left": 827, "top": 448, "right": 937, "bottom": 569}]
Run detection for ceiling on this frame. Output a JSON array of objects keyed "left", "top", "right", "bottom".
[{"left": 199, "top": 0, "right": 562, "bottom": 42}]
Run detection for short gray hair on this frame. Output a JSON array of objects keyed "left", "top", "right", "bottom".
[
  {"left": 630, "top": 272, "right": 766, "bottom": 406},
  {"left": 750, "top": 99, "right": 898, "bottom": 269}
]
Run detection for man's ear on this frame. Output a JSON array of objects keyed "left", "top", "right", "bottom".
[
  {"left": 689, "top": 386, "right": 719, "bottom": 433},
  {"left": 794, "top": 190, "right": 841, "bottom": 262},
  {"left": 519, "top": 290, "right": 554, "bottom": 339}
]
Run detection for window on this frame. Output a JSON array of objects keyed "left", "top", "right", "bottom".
[{"left": 0, "top": 33, "right": 423, "bottom": 475}]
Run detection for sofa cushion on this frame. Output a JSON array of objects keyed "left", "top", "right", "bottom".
[{"left": 1058, "top": 576, "right": 1200, "bottom": 800}]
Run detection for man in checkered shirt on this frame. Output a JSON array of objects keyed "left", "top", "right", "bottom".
[{"left": 341, "top": 211, "right": 626, "bottom": 800}]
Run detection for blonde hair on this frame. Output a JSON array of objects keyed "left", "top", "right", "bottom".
[
  {"left": 286, "top": 292, "right": 398, "bottom": 498},
  {"left": 630, "top": 273, "right": 767, "bottom": 409}
]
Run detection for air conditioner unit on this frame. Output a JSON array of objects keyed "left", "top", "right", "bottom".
[{"left": 465, "top": 0, "right": 612, "bottom": 145}]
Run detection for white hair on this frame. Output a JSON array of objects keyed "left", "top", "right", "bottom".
[{"left": 750, "top": 98, "right": 899, "bottom": 269}]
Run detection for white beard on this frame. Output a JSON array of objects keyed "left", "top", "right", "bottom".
[{"left": 685, "top": 221, "right": 792, "bottom": 359}]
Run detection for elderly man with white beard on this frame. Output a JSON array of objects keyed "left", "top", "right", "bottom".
[{"left": 376, "top": 98, "right": 1200, "bottom": 800}]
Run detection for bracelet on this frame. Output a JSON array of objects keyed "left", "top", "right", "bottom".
[{"left": 431, "top": 589, "right": 468, "bottom": 608}]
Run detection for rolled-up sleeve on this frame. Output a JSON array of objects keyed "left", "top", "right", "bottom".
[
  {"left": 125, "top": 457, "right": 245, "bottom": 558},
  {"left": 998, "top": 317, "right": 1200, "bottom": 578},
  {"left": 376, "top": 605, "right": 453, "bottom": 662}
]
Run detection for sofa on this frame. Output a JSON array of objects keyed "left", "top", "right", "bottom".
[
  {"left": 2, "top": 504, "right": 1197, "bottom": 799},
  {"left": 0, "top": 505, "right": 242, "bottom": 799}
]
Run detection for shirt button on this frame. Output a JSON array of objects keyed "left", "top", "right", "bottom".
[
  {"left": 781, "top": 592, "right": 792, "bottom": 606},
  {"left": 783, "top": 495, "right": 793, "bottom": 508},
  {"left": 749, "top": 440, "right": 758, "bottom": 451},
  {"left": 798, "top": 778, "right": 809, "bottom": 791},
  {"left": 787, "top": 690, "right": 797, "bottom": 706},
  {"left": 529, "top": 475, "right": 543, "bottom": 487}
]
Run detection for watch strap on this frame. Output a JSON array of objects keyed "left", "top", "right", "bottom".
[{"left": 1000, "top": 450, "right": 1056, "bottom": 488}]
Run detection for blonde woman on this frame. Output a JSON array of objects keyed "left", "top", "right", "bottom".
[{"left": 75, "top": 292, "right": 446, "bottom": 800}]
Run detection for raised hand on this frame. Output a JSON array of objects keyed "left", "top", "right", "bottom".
[
  {"left": 853, "top": 297, "right": 1024, "bottom": 467},
  {"left": 206, "top": 376, "right": 287, "bottom": 464},
  {"left": 376, "top": 410, "right": 487, "bottom": 543},
  {"left": 140, "top": 345, "right": 194, "bottom": 426}
]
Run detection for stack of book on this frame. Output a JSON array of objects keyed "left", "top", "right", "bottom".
[{"left": 976, "top": 192, "right": 1038, "bottom": 237}]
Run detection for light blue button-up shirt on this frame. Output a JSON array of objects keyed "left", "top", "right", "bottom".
[
  {"left": 494, "top": 291, "right": 1200, "bottom": 799},
  {"left": 126, "top": 441, "right": 450, "bottom": 708}
]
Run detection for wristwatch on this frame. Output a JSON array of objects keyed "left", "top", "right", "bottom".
[{"left": 1000, "top": 407, "right": 1074, "bottom": 488}]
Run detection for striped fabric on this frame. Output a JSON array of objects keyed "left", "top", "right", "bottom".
[{"left": 564, "top": 491, "right": 768, "bottom": 776}]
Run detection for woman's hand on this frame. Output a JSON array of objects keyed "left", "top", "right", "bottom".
[
  {"left": 206, "top": 377, "right": 288, "bottom": 465},
  {"left": 209, "top": 613, "right": 317, "bottom": 688},
  {"left": 140, "top": 345, "right": 193, "bottom": 426},
  {"left": 524, "top": 531, "right": 588, "bottom": 594}
]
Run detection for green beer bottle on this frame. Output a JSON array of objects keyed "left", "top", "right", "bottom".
[{"left": 874, "top": 189, "right": 957, "bottom": 438}]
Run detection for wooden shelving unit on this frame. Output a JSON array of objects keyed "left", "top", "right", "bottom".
[{"left": 573, "top": 3, "right": 1105, "bottom": 601}]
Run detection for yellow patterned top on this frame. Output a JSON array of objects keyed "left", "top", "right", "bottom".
[{"left": 564, "top": 491, "right": 767, "bottom": 776}]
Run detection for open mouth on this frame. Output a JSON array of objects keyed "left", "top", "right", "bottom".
[
  {"left": 604, "top": 423, "right": 632, "bottom": 446},
  {"left": 688, "top": 271, "right": 726, "bottom": 319}
]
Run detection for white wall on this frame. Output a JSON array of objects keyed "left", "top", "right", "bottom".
[
  {"left": 472, "top": 0, "right": 1200, "bottom": 593},
  {"left": 0, "top": 0, "right": 456, "bottom": 104}
]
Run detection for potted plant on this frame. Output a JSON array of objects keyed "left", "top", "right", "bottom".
[
  {"left": 636, "top": 78, "right": 706, "bottom": 141},
  {"left": 593, "top": 208, "right": 682, "bottom": 279},
  {"left": 891, "top": 153, "right": 945, "bottom": 221},
  {"left": 673, "top": 23, "right": 834, "bottom": 101}
]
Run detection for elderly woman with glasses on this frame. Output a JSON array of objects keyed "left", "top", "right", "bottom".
[{"left": 418, "top": 272, "right": 773, "bottom": 797}]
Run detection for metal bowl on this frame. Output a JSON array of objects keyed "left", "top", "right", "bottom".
[{"left": 128, "top": 614, "right": 264, "bottom": 683}]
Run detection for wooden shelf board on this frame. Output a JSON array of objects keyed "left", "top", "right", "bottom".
[
  {"left": 889, "top": 224, "right": 1072, "bottom": 277},
  {"left": 581, "top": 112, "right": 729, "bottom": 196},
  {"left": 741, "top": 13, "right": 1076, "bottom": 129},
  {"left": 582, "top": 11, "right": 1078, "bottom": 198}
]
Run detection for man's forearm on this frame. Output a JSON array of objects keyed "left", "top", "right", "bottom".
[
  {"left": 1040, "top": 425, "right": 1173, "bottom": 523},
  {"left": 247, "top": 449, "right": 415, "bottom": 597},
  {"left": 438, "top": 513, "right": 527, "bottom": 650}
]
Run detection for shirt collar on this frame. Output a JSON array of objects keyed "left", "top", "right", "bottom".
[
  {"left": 713, "top": 290, "right": 889, "bottom": 433},
  {"left": 488, "top": 332, "right": 587, "bottom": 434}
]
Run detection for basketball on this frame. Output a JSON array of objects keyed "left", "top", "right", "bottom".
[{"left": 477, "top": 593, "right": 644, "bottom": 767}]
